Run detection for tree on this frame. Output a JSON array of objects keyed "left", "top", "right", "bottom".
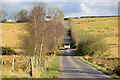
[
  {"left": 18, "top": 9, "right": 28, "bottom": 22},
  {"left": 12, "top": 10, "right": 18, "bottom": 21},
  {"left": 0, "top": 9, "right": 8, "bottom": 22},
  {"left": 20, "top": 3, "right": 65, "bottom": 73},
  {"left": 20, "top": 4, "right": 46, "bottom": 71},
  {"left": 47, "top": 7, "right": 65, "bottom": 51},
  {"left": 45, "top": 19, "right": 65, "bottom": 52},
  {"left": 47, "top": 7, "right": 64, "bottom": 19},
  {"left": 8, "top": 16, "right": 12, "bottom": 20}
]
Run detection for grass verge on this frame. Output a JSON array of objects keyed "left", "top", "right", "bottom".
[
  {"left": 77, "top": 56, "right": 120, "bottom": 79},
  {"left": 39, "top": 51, "right": 62, "bottom": 78}
]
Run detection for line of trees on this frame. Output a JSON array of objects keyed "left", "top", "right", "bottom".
[
  {"left": 20, "top": 3, "right": 65, "bottom": 73},
  {"left": 0, "top": 9, "right": 29, "bottom": 22}
]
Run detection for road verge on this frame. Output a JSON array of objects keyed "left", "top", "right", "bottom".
[{"left": 77, "top": 56, "right": 120, "bottom": 79}]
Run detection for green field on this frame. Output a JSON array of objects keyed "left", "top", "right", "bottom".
[
  {"left": 70, "top": 17, "right": 118, "bottom": 57},
  {"left": 1, "top": 23, "right": 27, "bottom": 51}
]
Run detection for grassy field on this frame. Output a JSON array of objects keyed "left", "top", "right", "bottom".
[
  {"left": 70, "top": 17, "right": 118, "bottom": 57},
  {"left": 1, "top": 23, "right": 27, "bottom": 51}
]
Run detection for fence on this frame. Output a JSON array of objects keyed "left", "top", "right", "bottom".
[{"left": 2, "top": 53, "right": 56, "bottom": 76}]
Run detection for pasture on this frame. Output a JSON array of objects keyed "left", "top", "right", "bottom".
[
  {"left": 71, "top": 17, "right": 118, "bottom": 57},
  {"left": 1, "top": 23, "right": 27, "bottom": 52}
]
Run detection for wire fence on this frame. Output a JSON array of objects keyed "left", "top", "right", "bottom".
[{"left": 2, "top": 53, "right": 56, "bottom": 76}]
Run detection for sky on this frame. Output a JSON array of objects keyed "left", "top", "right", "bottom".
[{"left": 1, "top": 0, "right": 119, "bottom": 18}]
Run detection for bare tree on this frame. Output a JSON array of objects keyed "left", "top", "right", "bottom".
[
  {"left": 47, "top": 7, "right": 63, "bottom": 18},
  {"left": 12, "top": 10, "right": 18, "bottom": 21},
  {"left": 0, "top": 9, "right": 8, "bottom": 22},
  {"left": 20, "top": 3, "right": 65, "bottom": 74},
  {"left": 18, "top": 9, "right": 28, "bottom": 22},
  {"left": 47, "top": 7, "right": 65, "bottom": 51},
  {"left": 8, "top": 16, "right": 12, "bottom": 20},
  {"left": 20, "top": 3, "right": 47, "bottom": 71}
]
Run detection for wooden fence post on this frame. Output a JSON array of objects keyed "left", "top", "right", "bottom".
[
  {"left": 32, "top": 58, "right": 34, "bottom": 76},
  {"left": 44, "top": 59, "right": 46, "bottom": 70},
  {"left": 36, "top": 58, "right": 39, "bottom": 70},
  {"left": 12, "top": 58, "right": 14, "bottom": 72},
  {"left": 46, "top": 58, "right": 49, "bottom": 70},
  {"left": 33, "top": 55, "right": 35, "bottom": 66},
  {"left": 29, "top": 58, "right": 34, "bottom": 76},
  {"left": 29, "top": 59, "right": 32, "bottom": 76},
  {"left": 41, "top": 59, "right": 44, "bottom": 70}
]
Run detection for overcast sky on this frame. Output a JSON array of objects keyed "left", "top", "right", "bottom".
[{"left": 1, "top": 0, "right": 119, "bottom": 18}]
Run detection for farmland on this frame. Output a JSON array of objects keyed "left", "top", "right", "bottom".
[
  {"left": 1, "top": 23, "right": 29, "bottom": 77},
  {"left": 70, "top": 17, "right": 118, "bottom": 57},
  {"left": 1, "top": 22, "right": 63, "bottom": 78},
  {"left": 1, "top": 23, "right": 27, "bottom": 52}
]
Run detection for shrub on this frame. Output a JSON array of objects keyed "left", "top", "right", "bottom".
[
  {"left": 2, "top": 46, "right": 17, "bottom": 55},
  {"left": 77, "top": 33, "right": 108, "bottom": 57},
  {"left": 114, "top": 65, "right": 120, "bottom": 76},
  {"left": 1, "top": 19, "right": 7, "bottom": 23}
]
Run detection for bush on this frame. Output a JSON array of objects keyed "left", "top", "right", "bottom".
[
  {"left": 2, "top": 46, "right": 17, "bottom": 55},
  {"left": 114, "top": 65, "right": 120, "bottom": 76},
  {"left": 77, "top": 33, "right": 108, "bottom": 57},
  {"left": 1, "top": 19, "right": 7, "bottom": 23}
]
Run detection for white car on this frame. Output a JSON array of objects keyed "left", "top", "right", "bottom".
[{"left": 64, "top": 43, "right": 70, "bottom": 50}]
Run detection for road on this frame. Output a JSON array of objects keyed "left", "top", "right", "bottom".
[
  {"left": 60, "top": 31, "right": 111, "bottom": 79},
  {"left": 60, "top": 50, "right": 111, "bottom": 78}
]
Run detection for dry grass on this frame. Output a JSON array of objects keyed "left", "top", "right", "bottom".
[
  {"left": 71, "top": 17, "right": 118, "bottom": 57},
  {"left": 2, "top": 55, "right": 33, "bottom": 78},
  {"left": 1, "top": 23, "right": 27, "bottom": 51},
  {"left": 1, "top": 23, "right": 33, "bottom": 78},
  {"left": 3, "top": 67, "right": 30, "bottom": 78}
]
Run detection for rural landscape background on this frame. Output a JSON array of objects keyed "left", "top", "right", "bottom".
[{"left": 0, "top": 0, "right": 120, "bottom": 79}]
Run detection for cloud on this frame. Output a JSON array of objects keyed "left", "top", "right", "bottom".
[
  {"left": 2, "top": 0, "right": 119, "bottom": 2},
  {"left": 80, "top": 3, "right": 98, "bottom": 15},
  {"left": 63, "top": 2, "right": 118, "bottom": 17},
  {"left": 45, "top": 2, "right": 64, "bottom": 9},
  {"left": 2, "top": 2, "right": 21, "bottom": 7},
  {"left": 1, "top": 1, "right": 118, "bottom": 18},
  {"left": 2, "top": 0, "right": 33, "bottom": 2},
  {"left": 80, "top": 2, "right": 118, "bottom": 16}
]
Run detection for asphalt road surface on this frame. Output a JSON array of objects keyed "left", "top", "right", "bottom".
[{"left": 60, "top": 50, "right": 111, "bottom": 78}]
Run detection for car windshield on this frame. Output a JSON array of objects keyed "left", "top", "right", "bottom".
[{"left": 64, "top": 44, "right": 69, "bottom": 45}]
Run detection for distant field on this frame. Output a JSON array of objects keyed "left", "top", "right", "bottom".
[
  {"left": 1, "top": 23, "right": 27, "bottom": 51},
  {"left": 71, "top": 17, "right": 118, "bottom": 57}
]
